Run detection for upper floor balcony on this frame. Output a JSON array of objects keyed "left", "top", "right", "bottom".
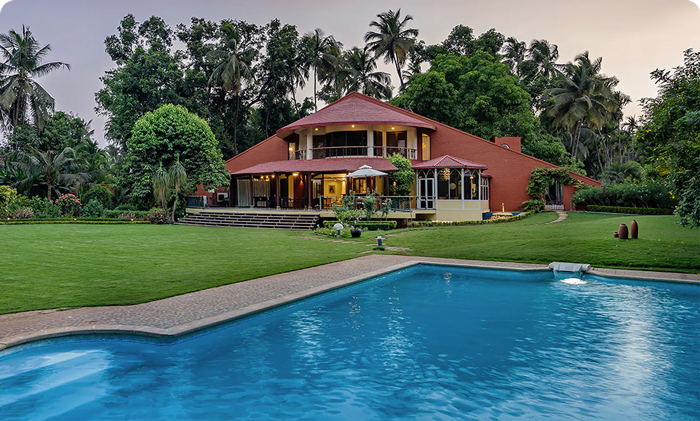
[{"left": 290, "top": 146, "right": 417, "bottom": 161}]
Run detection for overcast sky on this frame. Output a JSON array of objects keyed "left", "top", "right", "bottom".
[{"left": 0, "top": 0, "right": 698, "bottom": 146}]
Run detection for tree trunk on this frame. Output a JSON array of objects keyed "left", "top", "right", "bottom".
[
  {"left": 571, "top": 122, "right": 582, "bottom": 159},
  {"left": 47, "top": 183, "right": 52, "bottom": 201},
  {"left": 233, "top": 93, "right": 240, "bottom": 155},
  {"left": 171, "top": 185, "right": 179, "bottom": 224},
  {"left": 394, "top": 57, "right": 404, "bottom": 91},
  {"left": 313, "top": 67, "right": 318, "bottom": 111}
]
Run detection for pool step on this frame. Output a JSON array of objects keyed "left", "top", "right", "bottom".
[{"left": 0, "top": 350, "right": 111, "bottom": 419}]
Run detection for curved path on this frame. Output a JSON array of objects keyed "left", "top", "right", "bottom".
[
  {"left": 546, "top": 210, "right": 569, "bottom": 224},
  {"left": 1, "top": 255, "right": 698, "bottom": 353}
]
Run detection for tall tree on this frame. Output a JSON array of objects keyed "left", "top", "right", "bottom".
[
  {"left": 545, "top": 52, "right": 620, "bottom": 160},
  {"left": 337, "top": 47, "right": 392, "bottom": 100},
  {"left": 0, "top": 26, "right": 70, "bottom": 131},
  {"left": 502, "top": 37, "right": 527, "bottom": 78},
  {"left": 364, "top": 9, "right": 419, "bottom": 92},
  {"left": 526, "top": 39, "right": 561, "bottom": 79},
  {"left": 301, "top": 28, "right": 340, "bottom": 111},
  {"left": 208, "top": 21, "right": 256, "bottom": 154},
  {"left": 12, "top": 147, "right": 89, "bottom": 200}
]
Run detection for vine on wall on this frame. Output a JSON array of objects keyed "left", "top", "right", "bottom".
[{"left": 522, "top": 167, "right": 581, "bottom": 212}]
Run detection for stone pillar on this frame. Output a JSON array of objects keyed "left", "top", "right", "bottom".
[
  {"left": 307, "top": 172, "right": 313, "bottom": 209},
  {"left": 249, "top": 176, "right": 254, "bottom": 208},
  {"left": 367, "top": 125, "right": 374, "bottom": 157},
  {"left": 275, "top": 173, "right": 281, "bottom": 209},
  {"left": 306, "top": 129, "right": 313, "bottom": 160}
]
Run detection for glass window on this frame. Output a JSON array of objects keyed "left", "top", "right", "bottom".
[
  {"left": 421, "top": 133, "right": 431, "bottom": 161},
  {"left": 480, "top": 177, "right": 489, "bottom": 201}
]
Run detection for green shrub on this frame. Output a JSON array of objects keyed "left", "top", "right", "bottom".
[
  {"left": 0, "top": 186, "right": 25, "bottom": 218},
  {"left": 83, "top": 199, "right": 105, "bottom": 218},
  {"left": 519, "top": 199, "right": 545, "bottom": 212},
  {"left": 315, "top": 227, "right": 353, "bottom": 238},
  {"left": 0, "top": 219, "right": 149, "bottom": 225},
  {"left": 26, "top": 197, "right": 61, "bottom": 218},
  {"left": 586, "top": 205, "right": 673, "bottom": 215},
  {"left": 573, "top": 182, "right": 674, "bottom": 209},
  {"left": 83, "top": 185, "right": 112, "bottom": 208},
  {"left": 146, "top": 207, "right": 168, "bottom": 224},
  {"left": 323, "top": 220, "right": 398, "bottom": 230},
  {"left": 413, "top": 211, "right": 533, "bottom": 227},
  {"left": 115, "top": 204, "right": 138, "bottom": 211}
]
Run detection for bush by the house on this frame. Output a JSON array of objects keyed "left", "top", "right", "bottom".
[
  {"left": 573, "top": 182, "right": 674, "bottom": 209},
  {"left": 0, "top": 219, "right": 150, "bottom": 225},
  {"left": 82, "top": 199, "right": 105, "bottom": 218},
  {"left": 519, "top": 199, "right": 545, "bottom": 212},
  {"left": 83, "top": 185, "right": 113, "bottom": 208},
  {"left": 323, "top": 220, "right": 397, "bottom": 230},
  {"left": 115, "top": 204, "right": 139, "bottom": 211},
  {"left": 0, "top": 186, "right": 24, "bottom": 218},
  {"left": 586, "top": 205, "right": 673, "bottom": 215}
]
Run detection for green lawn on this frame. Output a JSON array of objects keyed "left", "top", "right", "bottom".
[
  {"left": 0, "top": 225, "right": 367, "bottom": 314},
  {"left": 1, "top": 212, "right": 698, "bottom": 315},
  {"left": 355, "top": 212, "right": 700, "bottom": 272}
]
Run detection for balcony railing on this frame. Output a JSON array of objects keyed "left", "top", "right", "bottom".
[
  {"left": 290, "top": 146, "right": 417, "bottom": 161},
  {"left": 320, "top": 195, "right": 428, "bottom": 211}
]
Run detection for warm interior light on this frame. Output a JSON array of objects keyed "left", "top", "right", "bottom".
[
  {"left": 351, "top": 125, "right": 355, "bottom": 128},
  {"left": 314, "top": 128, "right": 318, "bottom": 131},
  {"left": 271, "top": 174, "right": 275, "bottom": 178},
  {"left": 293, "top": 173, "right": 299, "bottom": 176},
  {"left": 391, "top": 127, "right": 395, "bottom": 130}
]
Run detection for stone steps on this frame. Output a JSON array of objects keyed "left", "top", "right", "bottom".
[{"left": 177, "top": 211, "right": 319, "bottom": 230}]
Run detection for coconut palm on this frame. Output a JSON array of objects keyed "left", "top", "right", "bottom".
[
  {"left": 525, "top": 39, "right": 561, "bottom": 80},
  {"left": 501, "top": 37, "right": 527, "bottom": 78},
  {"left": 545, "top": 52, "right": 620, "bottom": 159},
  {"left": 168, "top": 158, "right": 187, "bottom": 223},
  {"left": 152, "top": 159, "right": 188, "bottom": 224},
  {"left": 12, "top": 147, "right": 89, "bottom": 200},
  {"left": 301, "top": 28, "right": 341, "bottom": 111},
  {"left": 209, "top": 22, "right": 255, "bottom": 155},
  {"left": 0, "top": 26, "right": 70, "bottom": 131},
  {"left": 364, "top": 9, "right": 419, "bottom": 92},
  {"left": 338, "top": 47, "right": 392, "bottom": 100}
]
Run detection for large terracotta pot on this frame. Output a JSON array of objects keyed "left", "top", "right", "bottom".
[
  {"left": 618, "top": 223, "right": 628, "bottom": 240},
  {"left": 630, "top": 220, "right": 638, "bottom": 239}
]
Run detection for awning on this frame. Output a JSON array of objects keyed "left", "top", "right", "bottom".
[{"left": 347, "top": 165, "right": 388, "bottom": 178}]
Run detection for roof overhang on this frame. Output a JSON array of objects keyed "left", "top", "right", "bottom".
[{"left": 231, "top": 158, "right": 398, "bottom": 176}]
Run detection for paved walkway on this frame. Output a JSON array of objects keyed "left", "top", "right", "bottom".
[
  {"left": 1, "top": 255, "right": 698, "bottom": 352},
  {"left": 546, "top": 210, "right": 569, "bottom": 224}
]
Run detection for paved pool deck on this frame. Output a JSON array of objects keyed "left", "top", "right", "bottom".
[{"left": 1, "top": 255, "right": 698, "bottom": 352}]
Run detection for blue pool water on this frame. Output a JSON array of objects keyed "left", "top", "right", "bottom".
[{"left": 1, "top": 265, "right": 699, "bottom": 420}]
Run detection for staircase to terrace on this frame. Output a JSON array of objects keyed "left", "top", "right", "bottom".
[{"left": 178, "top": 211, "right": 319, "bottom": 230}]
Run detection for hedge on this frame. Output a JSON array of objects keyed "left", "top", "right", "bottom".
[
  {"left": 0, "top": 219, "right": 150, "bottom": 225},
  {"left": 323, "top": 220, "right": 398, "bottom": 230},
  {"left": 586, "top": 205, "right": 673, "bottom": 215},
  {"left": 103, "top": 210, "right": 149, "bottom": 220},
  {"left": 412, "top": 211, "right": 533, "bottom": 227}
]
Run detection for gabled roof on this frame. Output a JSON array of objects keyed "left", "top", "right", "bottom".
[
  {"left": 412, "top": 155, "right": 487, "bottom": 170},
  {"left": 231, "top": 157, "right": 397, "bottom": 175},
  {"left": 276, "top": 92, "right": 437, "bottom": 137}
]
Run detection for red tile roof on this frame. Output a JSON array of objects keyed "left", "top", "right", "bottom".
[
  {"left": 276, "top": 92, "right": 437, "bottom": 137},
  {"left": 412, "top": 155, "right": 487, "bottom": 170},
  {"left": 231, "top": 158, "right": 398, "bottom": 175}
]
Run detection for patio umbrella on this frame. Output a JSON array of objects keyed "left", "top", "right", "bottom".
[{"left": 346, "top": 165, "right": 387, "bottom": 178}]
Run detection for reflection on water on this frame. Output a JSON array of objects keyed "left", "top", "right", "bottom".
[{"left": 0, "top": 267, "right": 698, "bottom": 421}]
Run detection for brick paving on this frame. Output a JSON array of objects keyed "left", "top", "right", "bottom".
[{"left": 1, "top": 255, "right": 697, "bottom": 352}]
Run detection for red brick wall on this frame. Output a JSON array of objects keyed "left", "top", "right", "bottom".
[{"left": 430, "top": 126, "right": 600, "bottom": 211}]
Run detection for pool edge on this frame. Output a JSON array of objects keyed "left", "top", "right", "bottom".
[{"left": 1, "top": 258, "right": 698, "bottom": 353}]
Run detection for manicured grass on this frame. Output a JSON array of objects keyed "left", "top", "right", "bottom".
[
  {"left": 1, "top": 212, "right": 697, "bottom": 315},
  {"left": 0, "top": 225, "right": 367, "bottom": 315},
  {"left": 356, "top": 212, "right": 700, "bottom": 273}
]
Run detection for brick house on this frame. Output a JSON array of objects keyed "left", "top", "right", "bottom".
[{"left": 198, "top": 92, "right": 600, "bottom": 221}]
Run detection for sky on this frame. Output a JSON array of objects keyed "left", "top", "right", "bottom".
[{"left": 0, "top": 0, "right": 698, "bottom": 146}]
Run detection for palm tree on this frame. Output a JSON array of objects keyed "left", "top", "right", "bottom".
[
  {"left": 525, "top": 39, "right": 561, "bottom": 79},
  {"left": 152, "top": 159, "right": 188, "bottom": 224},
  {"left": 12, "top": 147, "right": 89, "bottom": 200},
  {"left": 364, "top": 9, "right": 419, "bottom": 92},
  {"left": 338, "top": 47, "right": 393, "bottom": 100},
  {"left": 168, "top": 159, "right": 187, "bottom": 223},
  {"left": 0, "top": 26, "right": 69, "bottom": 131},
  {"left": 545, "top": 52, "right": 620, "bottom": 159},
  {"left": 301, "top": 28, "right": 341, "bottom": 111},
  {"left": 209, "top": 22, "right": 255, "bottom": 154},
  {"left": 502, "top": 37, "right": 527, "bottom": 78}
]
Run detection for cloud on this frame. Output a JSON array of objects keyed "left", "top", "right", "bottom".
[{"left": 0, "top": 0, "right": 13, "bottom": 14}]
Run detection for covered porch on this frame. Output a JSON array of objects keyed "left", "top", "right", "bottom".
[{"left": 229, "top": 158, "right": 398, "bottom": 210}]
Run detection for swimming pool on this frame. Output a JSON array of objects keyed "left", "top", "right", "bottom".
[{"left": 1, "top": 265, "right": 698, "bottom": 420}]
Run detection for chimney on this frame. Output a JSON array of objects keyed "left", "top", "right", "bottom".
[{"left": 493, "top": 136, "right": 521, "bottom": 153}]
